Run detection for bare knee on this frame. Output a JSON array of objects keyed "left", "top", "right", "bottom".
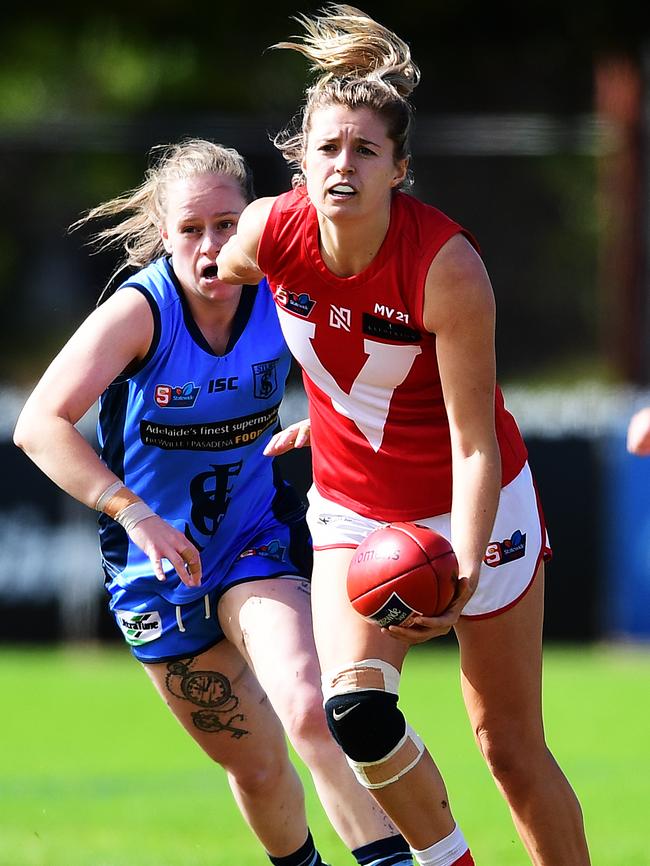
[
  {"left": 224, "top": 747, "right": 291, "bottom": 799},
  {"left": 475, "top": 721, "right": 548, "bottom": 792},
  {"left": 283, "top": 691, "right": 331, "bottom": 754}
]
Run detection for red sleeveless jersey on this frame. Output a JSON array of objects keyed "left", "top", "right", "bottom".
[{"left": 258, "top": 187, "right": 527, "bottom": 521}]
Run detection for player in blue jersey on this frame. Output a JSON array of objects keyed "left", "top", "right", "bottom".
[{"left": 14, "top": 138, "right": 412, "bottom": 866}]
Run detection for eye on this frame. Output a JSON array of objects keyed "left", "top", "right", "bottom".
[
  {"left": 318, "top": 143, "right": 337, "bottom": 153},
  {"left": 180, "top": 225, "right": 199, "bottom": 234},
  {"left": 218, "top": 219, "right": 237, "bottom": 231},
  {"left": 358, "top": 145, "right": 376, "bottom": 156}
]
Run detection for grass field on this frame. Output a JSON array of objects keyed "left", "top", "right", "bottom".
[{"left": 2, "top": 642, "right": 649, "bottom": 866}]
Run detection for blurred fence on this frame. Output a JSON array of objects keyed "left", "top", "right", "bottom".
[{"left": 2, "top": 382, "right": 650, "bottom": 645}]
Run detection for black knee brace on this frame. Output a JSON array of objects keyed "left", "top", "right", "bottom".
[{"left": 324, "top": 689, "right": 406, "bottom": 762}]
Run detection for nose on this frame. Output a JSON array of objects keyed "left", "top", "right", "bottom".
[
  {"left": 201, "top": 228, "right": 220, "bottom": 255},
  {"left": 334, "top": 147, "right": 354, "bottom": 174}
]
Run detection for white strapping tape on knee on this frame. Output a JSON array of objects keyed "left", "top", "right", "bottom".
[
  {"left": 321, "top": 658, "right": 401, "bottom": 701},
  {"left": 348, "top": 724, "right": 425, "bottom": 789}
]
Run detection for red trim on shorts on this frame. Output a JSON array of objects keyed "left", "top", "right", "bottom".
[{"left": 461, "top": 466, "right": 549, "bottom": 620}]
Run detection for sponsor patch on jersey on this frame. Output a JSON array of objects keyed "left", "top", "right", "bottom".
[
  {"left": 276, "top": 286, "right": 316, "bottom": 318},
  {"left": 362, "top": 313, "right": 421, "bottom": 343},
  {"left": 140, "top": 403, "right": 280, "bottom": 451},
  {"left": 154, "top": 382, "right": 200, "bottom": 408},
  {"left": 329, "top": 305, "right": 351, "bottom": 331},
  {"left": 237, "top": 539, "right": 287, "bottom": 562},
  {"left": 484, "top": 530, "right": 527, "bottom": 568},
  {"left": 115, "top": 610, "right": 162, "bottom": 645},
  {"left": 252, "top": 359, "right": 279, "bottom": 399}
]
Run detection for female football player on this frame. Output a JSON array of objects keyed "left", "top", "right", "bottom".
[
  {"left": 217, "top": 6, "right": 592, "bottom": 866},
  {"left": 14, "top": 137, "right": 413, "bottom": 866}
]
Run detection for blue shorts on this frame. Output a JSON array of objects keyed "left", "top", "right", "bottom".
[{"left": 108, "top": 519, "right": 311, "bottom": 663}]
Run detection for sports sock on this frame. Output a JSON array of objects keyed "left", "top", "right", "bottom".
[
  {"left": 268, "top": 830, "right": 324, "bottom": 866},
  {"left": 410, "top": 825, "right": 474, "bottom": 866},
  {"left": 353, "top": 832, "right": 413, "bottom": 865}
]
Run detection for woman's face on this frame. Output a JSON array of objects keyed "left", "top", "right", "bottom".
[
  {"left": 160, "top": 173, "right": 248, "bottom": 303},
  {"left": 301, "top": 104, "right": 408, "bottom": 223}
]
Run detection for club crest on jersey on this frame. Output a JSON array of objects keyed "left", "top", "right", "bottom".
[
  {"left": 238, "top": 539, "right": 286, "bottom": 562},
  {"left": 252, "top": 359, "right": 279, "bottom": 399},
  {"left": 276, "top": 286, "right": 316, "bottom": 318},
  {"left": 484, "top": 530, "right": 527, "bottom": 568},
  {"left": 154, "top": 382, "right": 200, "bottom": 408}
]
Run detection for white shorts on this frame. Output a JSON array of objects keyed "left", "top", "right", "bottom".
[{"left": 306, "top": 462, "right": 550, "bottom": 619}]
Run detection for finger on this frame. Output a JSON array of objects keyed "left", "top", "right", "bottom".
[
  {"left": 180, "top": 547, "right": 202, "bottom": 586},
  {"left": 263, "top": 430, "right": 292, "bottom": 456},
  {"left": 294, "top": 425, "right": 310, "bottom": 448},
  {"left": 151, "top": 558, "right": 167, "bottom": 582}
]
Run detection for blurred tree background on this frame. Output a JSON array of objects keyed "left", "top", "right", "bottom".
[{"left": 1, "top": 0, "right": 647, "bottom": 386}]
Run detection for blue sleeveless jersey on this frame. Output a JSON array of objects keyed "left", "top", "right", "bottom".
[{"left": 97, "top": 257, "right": 304, "bottom": 604}]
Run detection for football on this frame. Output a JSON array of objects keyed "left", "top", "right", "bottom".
[{"left": 346, "top": 522, "right": 459, "bottom": 627}]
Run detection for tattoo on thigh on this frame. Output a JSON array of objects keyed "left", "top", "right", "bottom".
[{"left": 165, "top": 657, "right": 248, "bottom": 738}]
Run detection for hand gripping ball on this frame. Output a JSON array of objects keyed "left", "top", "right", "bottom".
[{"left": 346, "top": 522, "right": 459, "bottom": 627}]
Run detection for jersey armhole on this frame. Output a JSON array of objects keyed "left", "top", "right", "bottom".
[
  {"left": 412, "top": 227, "right": 480, "bottom": 334},
  {"left": 112, "top": 283, "right": 161, "bottom": 382}
]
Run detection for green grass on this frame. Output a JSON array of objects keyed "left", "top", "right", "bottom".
[{"left": 2, "top": 643, "right": 649, "bottom": 866}]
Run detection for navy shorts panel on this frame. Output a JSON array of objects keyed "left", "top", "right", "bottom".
[{"left": 109, "top": 519, "right": 312, "bottom": 663}]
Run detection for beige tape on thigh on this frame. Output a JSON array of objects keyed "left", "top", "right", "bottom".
[
  {"left": 321, "top": 658, "right": 425, "bottom": 789},
  {"left": 350, "top": 725, "right": 425, "bottom": 789}
]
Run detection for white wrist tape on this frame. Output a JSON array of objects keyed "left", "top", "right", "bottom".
[
  {"left": 94, "top": 481, "right": 156, "bottom": 532},
  {"left": 113, "top": 500, "right": 156, "bottom": 533},
  {"left": 95, "top": 480, "right": 124, "bottom": 512}
]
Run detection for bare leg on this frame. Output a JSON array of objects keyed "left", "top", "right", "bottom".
[
  {"left": 310, "top": 548, "right": 457, "bottom": 850},
  {"left": 219, "top": 577, "right": 400, "bottom": 848},
  {"left": 143, "top": 640, "right": 308, "bottom": 857},
  {"left": 455, "top": 565, "right": 591, "bottom": 865}
]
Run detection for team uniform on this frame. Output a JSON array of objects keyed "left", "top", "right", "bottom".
[
  {"left": 257, "top": 186, "right": 549, "bottom": 618},
  {"left": 97, "top": 256, "right": 310, "bottom": 661}
]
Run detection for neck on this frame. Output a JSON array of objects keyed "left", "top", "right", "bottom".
[
  {"left": 187, "top": 286, "right": 243, "bottom": 354},
  {"left": 317, "top": 209, "right": 391, "bottom": 278}
]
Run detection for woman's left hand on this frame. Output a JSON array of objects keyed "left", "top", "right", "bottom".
[
  {"left": 383, "top": 575, "right": 475, "bottom": 645},
  {"left": 264, "top": 418, "right": 311, "bottom": 456}
]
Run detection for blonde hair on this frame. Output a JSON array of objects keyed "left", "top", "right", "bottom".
[
  {"left": 272, "top": 5, "right": 420, "bottom": 187},
  {"left": 71, "top": 138, "right": 255, "bottom": 294}
]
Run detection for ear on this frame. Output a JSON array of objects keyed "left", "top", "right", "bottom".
[
  {"left": 391, "top": 158, "right": 409, "bottom": 188},
  {"left": 160, "top": 224, "right": 173, "bottom": 254}
]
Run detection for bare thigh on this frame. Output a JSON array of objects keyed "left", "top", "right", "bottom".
[
  {"left": 217, "top": 577, "right": 322, "bottom": 726},
  {"left": 310, "top": 547, "right": 410, "bottom": 672},
  {"left": 142, "top": 639, "right": 288, "bottom": 770},
  {"left": 454, "top": 564, "right": 546, "bottom": 743}
]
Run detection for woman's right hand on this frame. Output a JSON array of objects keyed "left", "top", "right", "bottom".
[{"left": 128, "top": 516, "right": 202, "bottom": 587}]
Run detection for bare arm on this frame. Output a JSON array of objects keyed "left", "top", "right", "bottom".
[
  {"left": 14, "top": 289, "right": 201, "bottom": 585},
  {"left": 387, "top": 234, "right": 501, "bottom": 643},
  {"left": 428, "top": 234, "right": 501, "bottom": 599},
  {"left": 217, "top": 196, "right": 276, "bottom": 284}
]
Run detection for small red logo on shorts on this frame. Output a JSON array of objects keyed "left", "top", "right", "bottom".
[{"left": 484, "top": 530, "right": 527, "bottom": 568}]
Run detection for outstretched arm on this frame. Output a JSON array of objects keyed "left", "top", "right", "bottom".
[{"left": 217, "top": 196, "right": 276, "bottom": 284}]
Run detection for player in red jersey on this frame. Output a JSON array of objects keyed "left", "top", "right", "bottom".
[{"left": 218, "top": 6, "right": 591, "bottom": 865}]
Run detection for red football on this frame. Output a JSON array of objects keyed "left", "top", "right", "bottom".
[{"left": 347, "top": 522, "right": 459, "bottom": 627}]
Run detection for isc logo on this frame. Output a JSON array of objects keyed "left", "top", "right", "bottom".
[{"left": 208, "top": 377, "right": 239, "bottom": 393}]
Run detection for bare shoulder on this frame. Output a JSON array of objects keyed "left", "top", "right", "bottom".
[
  {"left": 76, "top": 285, "right": 155, "bottom": 360},
  {"left": 238, "top": 195, "right": 278, "bottom": 234},
  {"left": 423, "top": 233, "right": 495, "bottom": 334}
]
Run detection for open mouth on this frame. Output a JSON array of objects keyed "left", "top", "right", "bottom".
[
  {"left": 329, "top": 184, "right": 356, "bottom": 198},
  {"left": 201, "top": 265, "right": 219, "bottom": 279}
]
